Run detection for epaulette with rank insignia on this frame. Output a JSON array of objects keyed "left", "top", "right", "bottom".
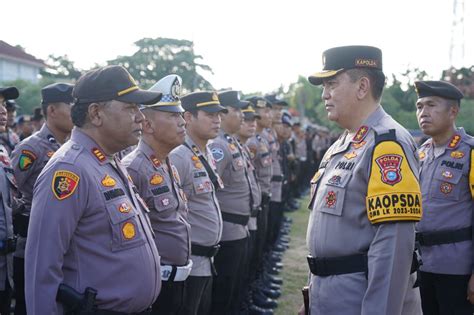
[
  {"left": 352, "top": 125, "right": 369, "bottom": 143},
  {"left": 92, "top": 148, "right": 106, "bottom": 162},
  {"left": 447, "top": 133, "right": 461, "bottom": 149}
]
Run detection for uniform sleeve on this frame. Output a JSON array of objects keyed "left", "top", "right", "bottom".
[
  {"left": 362, "top": 137, "right": 419, "bottom": 314},
  {"left": 25, "top": 164, "right": 86, "bottom": 315},
  {"left": 11, "top": 143, "right": 40, "bottom": 189}
]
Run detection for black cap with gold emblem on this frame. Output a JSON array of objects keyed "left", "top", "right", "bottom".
[
  {"left": 246, "top": 96, "right": 272, "bottom": 109},
  {"left": 308, "top": 45, "right": 383, "bottom": 86},
  {"left": 218, "top": 90, "right": 250, "bottom": 109},
  {"left": 242, "top": 105, "right": 261, "bottom": 120},
  {"left": 181, "top": 91, "right": 228, "bottom": 113},
  {"left": 73, "top": 65, "right": 162, "bottom": 105}
]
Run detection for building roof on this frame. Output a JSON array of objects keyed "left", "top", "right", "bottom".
[{"left": 0, "top": 40, "right": 45, "bottom": 68}]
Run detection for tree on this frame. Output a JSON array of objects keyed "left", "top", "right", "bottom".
[
  {"left": 107, "top": 37, "right": 213, "bottom": 91},
  {"left": 40, "top": 54, "right": 83, "bottom": 80}
]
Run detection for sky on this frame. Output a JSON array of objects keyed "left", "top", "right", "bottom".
[{"left": 1, "top": 0, "right": 473, "bottom": 94}]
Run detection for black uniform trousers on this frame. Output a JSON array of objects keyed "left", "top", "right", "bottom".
[
  {"left": 152, "top": 279, "right": 186, "bottom": 315},
  {"left": 13, "top": 257, "right": 26, "bottom": 315},
  {"left": 179, "top": 276, "right": 212, "bottom": 315},
  {"left": 211, "top": 236, "right": 249, "bottom": 315},
  {"left": 0, "top": 279, "right": 11, "bottom": 315},
  {"left": 420, "top": 271, "right": 474, "bottom": 315}
]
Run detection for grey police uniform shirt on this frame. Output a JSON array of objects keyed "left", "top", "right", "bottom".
[
  {"left": 242, "top": 142, "right": 262, "bottom": 231},
  {"left": 170, "top": 135, "right": 223, "bottom": 276},
  {"left": 416, "top": 127, "right": 474, "bottom": 275},
  {"left": 0, "top": 145, "right": 15, "bottom": 291},
  {"left": 25, "top": 128, "right": 161, "bottom": 315},
  {"left": 306, "top": 107, "right": 421, "bottom": 315},
  {"left": 246, "top": 133, "right": 272, "bottom": 196},
  {"left": 0, "top": 129, "right": 20, "bottom": 155},
  {"left": 263, "top": 128, "right": 283, "bottom": 202},
  {"left": 11, "top": 124, "right": 61, "bottom": 258},
  {"left": 122, "top": 140, "right": 191, "bottom": 267},
  {"left": 209, "top": 131, "right": 251, "bottom": 241}
]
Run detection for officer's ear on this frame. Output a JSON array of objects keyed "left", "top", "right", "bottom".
[
  {"left": 183, "top": 111, "right": 194, "bottom": 124},
  {"left": 88, "top": 102, "right": 104, "bottom": 127},
  {"left": 447, "top": 100, "right": 460, "bottom": 120},
  {"left": 356, "top": 76, "right": 371, "bottom": 100}
]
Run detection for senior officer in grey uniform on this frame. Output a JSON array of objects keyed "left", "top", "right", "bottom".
[
  {"left": 11, "top": 82, "right": 74, "bottom": 315},
  {"left": 0, "top": 86, "right": 19, "bottom": 314},
  {"left": 122, "top": 75, "right": 191, "bottom": 315},
  {"left": 303, "top": 46, "right": 422, "bottom": 315},
  {"left": 208, "top": 90, "right": 251, "bottom": 315},
  {"left": 414, "top": 80, "right": 474, "bottom": 314},
  {"left": 25, "top": 65, "right": 162, "bottom": 315},
  {"left": 169, "top": 91, "right": 226, "bottom": 315}
]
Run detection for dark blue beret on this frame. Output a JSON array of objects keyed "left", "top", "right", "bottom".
[{"left": 415, "top": 80, "right": 464, "bottom": 101}]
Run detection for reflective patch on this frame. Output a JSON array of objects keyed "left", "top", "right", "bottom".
[
  {"left": 101, "top": 174, "right": 116, "bottom": 187},
  {"left": 440, "top": 182, "right": 453, "bottom": 194},
  {"left": 451, "top": 151, "right": 464, "bottom": 159},
  {"left": 19, "top": 150, "right": 37, "bottom": 171},
  {"left": 52, "top": 170, "right": 80, "bottom": 200},
  {"left": 211, "top": 148, "right": 224, "bottom": 162},
  {"left": 122, "top": 222, "right": 136, "bottom": 240},
  {"left": 375, "top": 154, "right": 402, "bottom": 186},
  {"left": 325, "top": 191, "right": 337, "bottom": 208},
  {"left": 118, "top": 202, "right": 132, "bottom": 213},
  {"left": 344, "top": 151, "right": 357, "bottom": 160},
  {"left": 366, "top": 140, "right": 422, "bottom": 223},
  {"left": 150, "top": 174, "right": 164, "bottom": 185}
]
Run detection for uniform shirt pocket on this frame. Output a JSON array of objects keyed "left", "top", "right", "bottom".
[
  {"left": 192, "top": 174, "right": 213, "bottom": 195},
  {"left": 431, "top": 168, "right": 463, "bottom": 201},
  {"left": 316, "top": 173, "right": 352, "bottom": 217},
  {"left": 152, "top": 191, "right": 178, "bottom": 213},
  {"left": 105, "top": 198, "right": 146, "bottom": 252},
  {"left": 231, "top": 155, "right": 245, "bottom": 172}
]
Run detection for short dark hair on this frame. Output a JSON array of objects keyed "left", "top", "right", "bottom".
[
  {"left": 71, "top": 102, "right": 91, "bottom": 127},
  {"left": 346, "top": 68, "right": 386, "bottom": 100}
]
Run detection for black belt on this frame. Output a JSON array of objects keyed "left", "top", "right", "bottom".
[
  {"left": 191, "top": 243, "right": 220, "bottom": 258},
  {"left": 307, "top": 252, "right": 418, "bottom": 277},
  {"left": 271, "top": 175, "right": 284, "bottom": 182},
  {"left": 416, "top": 226, "right": 472, "bottom": 246},
  {"left": 250, "top": 207, "right": 261, "bottom": 217},
  {"left": 92, "top": 309, "right": 151, "bottom": 315},
  {"left": 221, "top": 212, "right": 250, "bottom": 226},
  {"left": 0, "top": 237, "right": 17, "bottom": 255}
]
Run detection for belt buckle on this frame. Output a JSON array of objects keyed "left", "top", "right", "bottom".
[{"left": 211, "top": 244, "right": 220, "bottom": 257}]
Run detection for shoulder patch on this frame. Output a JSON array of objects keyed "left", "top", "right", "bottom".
[
  {"left": 19, "top": 150, "right": 37, "bottom": 171},
  {"left": 211, "top": 148, "right": 224, "bottom": 162},
  {"left": 366, "top": 140, "right": 422, "bottom": 224},
  {"left": 51, "top": 170, "right": 80, "bottom": 200}
]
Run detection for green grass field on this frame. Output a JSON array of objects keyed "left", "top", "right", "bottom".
[{"left": 275, "top": 196, "right": 311, "bottom": 315}]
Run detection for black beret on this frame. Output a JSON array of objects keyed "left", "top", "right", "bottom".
[
  {"left": 309, "top": 45, "right": 383, "bottom": 85},
  {"left": 0, "top": 87, "right": 19, "bottom": 100},
  {"left": 414, "top": 80, "right": 464, "bottom": 101},
  {"left": 73, "top": 65, "right": 162, "bottom": 105},
  {"left": 42, "top": 83, "right": 74, "bottom": 105},
  {"left": 181, "top": 91, "right": 227, "bottom": 113},
  {"left": 218, "top": 90, "right": 249, "bottom": 109}
]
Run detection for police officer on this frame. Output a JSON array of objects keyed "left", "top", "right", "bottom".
[
  {"left": 208, "top": 90, "right": 251, "bottom": 315},
  {"left": 169, "top": 91, "right": 226, "bottom": 315},
  {"left": 0, "top": 99, "right": 20, "bottom": 155},
  {"left": 414, "top": 80, "right": 474, "bottom": 314},
  {"left": 25, "top": 65, "right": 162, "bottom": 314},
  {"left": 31, "top": 106, "right": 44, "bottom": 132},
  {"left": 303, "top": 46, "right": 422, "bottom": 314},
  {"left": 15, "top": 115, "right": 33, "bottom": 141},
  {"left": 11, "top": 82, "right": 74, "bottom": 315},
  {"left": 263, "top": 95, "right": 288, "bottom": 255},
  {"left": 122, "top": 75, "right": 191, "bottom": 315},
  {"left": 0, "top": 86, "right": 19, "bottom": 314}
]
